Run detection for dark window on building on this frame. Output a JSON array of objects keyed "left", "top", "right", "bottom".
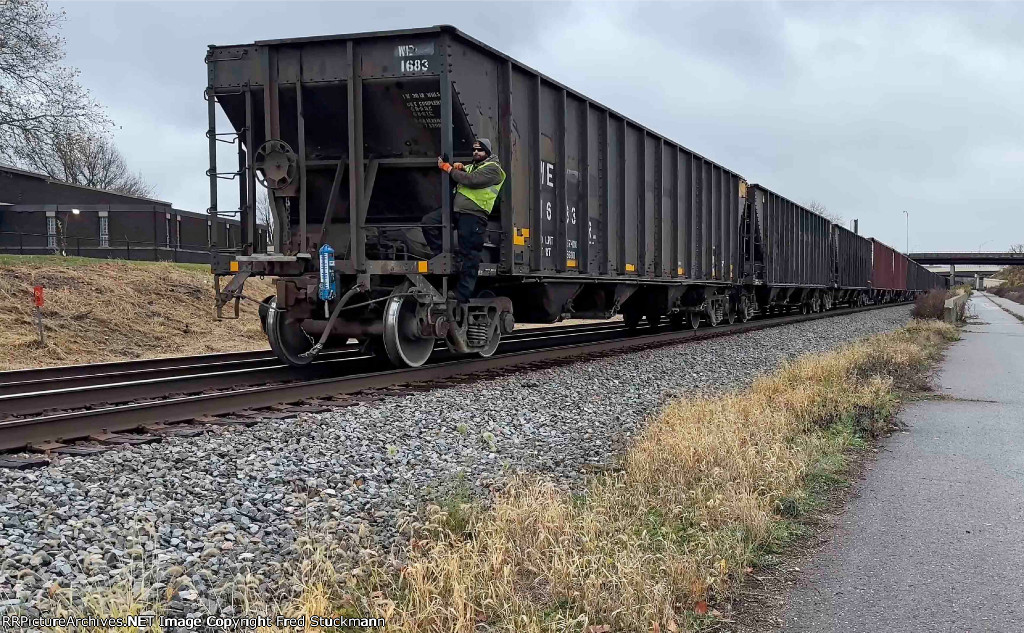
[
  {"left": 165, "top": 216, "right": 170, "bottom": 247},
  {"left": 47, "top": 217, "right": 57, "bottom": 249}
]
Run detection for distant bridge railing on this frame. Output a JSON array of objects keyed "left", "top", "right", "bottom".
[{"left": 909, "top": 252, "right": 1024, "bottom": 266}]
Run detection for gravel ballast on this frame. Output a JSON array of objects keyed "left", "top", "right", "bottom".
[{"left": 0, "top": 306, "right": 911, "bottom": 619}]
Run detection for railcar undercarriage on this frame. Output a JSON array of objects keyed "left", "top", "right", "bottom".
[
  {"left": 244, "top": 270, "right": 513, "bottom": 368},
  {"left": 229, "top": 264, "right": 902, "bottom": 369}
]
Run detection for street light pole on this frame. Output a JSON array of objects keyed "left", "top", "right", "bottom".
[{"left": 902, "top": 210, "right": 909, "bottom": 254}]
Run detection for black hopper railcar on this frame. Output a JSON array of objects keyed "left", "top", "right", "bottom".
[{"left": 205, "top": 25, "right": 939, "bottom": 368}]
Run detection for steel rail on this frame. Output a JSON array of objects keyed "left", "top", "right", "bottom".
[
  {"left": 0, "top": 348, "right": 363, "bottom": 397},
  {"left": 0, "top": 303, "right": 906, "bottom": 452},
  {"left": 0, "top": 321, "right": 625, "bottom": 389},
  {"left": 0, "top": 322, "right": 629, "bottom": 416},
  {"left": 0, "top": 349, "right": 279, "bottom": 384}
]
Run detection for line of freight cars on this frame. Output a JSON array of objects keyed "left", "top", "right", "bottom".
[{"left": 205, "top": 25, "right": 945, "bottom": 367}]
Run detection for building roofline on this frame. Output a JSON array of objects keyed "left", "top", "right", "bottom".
[{"left": 0, "top": 162, "right": 172, "bottom": 206}]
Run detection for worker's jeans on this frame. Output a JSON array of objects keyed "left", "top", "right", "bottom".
[{"left": 422, "top": 208, "right": 488, "bottom": 303}]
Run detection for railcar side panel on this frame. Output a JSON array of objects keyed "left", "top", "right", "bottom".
[
  {"left": 748, "top": 185, "right": 829, "bottom": 287},
  {"left": 586, "top": 107, "right": 605, "bottom": 273},
  {"left": 660, "top": 143, "right": 675, "bottom": 277},
  {"left": 834, "top": 225, "right": 872, "bottom": 288},
  {"left": 509, "top": 66, "right": 534, "bottom": 273},
  {"left": 678, "top": 151, "right": 693, "bottom": 278},
  {"left": 702, "top": 161, "right": 712, "bottom": 279},
  {"left": 907, "top": 260, "right": 943, "bottom": 291},
  {"left": 870, "top": 239, "right": 906, "bottom": 290},
  {"left": 564, "top": 94, "right": 583, "bottom": 272},
  {"left": 894, "top": 251, "right": 908, "bottom": 291},
  {"left": 624, "top": 123, "right": 641, "bottom": 275}
]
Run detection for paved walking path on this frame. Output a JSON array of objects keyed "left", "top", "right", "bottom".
[{"left": 778, "top": 294, "right": 1024, "bottom": 632}]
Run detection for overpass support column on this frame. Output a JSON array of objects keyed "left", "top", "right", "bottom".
[
  {"left": 949, "top": 264, "right": 955, "bottom": 287},
  {"left": 976, "top": 273, "right": 982, "bottom": 290}
]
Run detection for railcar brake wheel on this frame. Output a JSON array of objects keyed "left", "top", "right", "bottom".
[
  {"left": 254, "top": 140, "right": 298, "bottom": 190},
  {"left": 383, "top": 294, "right": 435, "bottom": 368},
  {"left": 266, "top": 297, "right": 315, "bottom": 366}
]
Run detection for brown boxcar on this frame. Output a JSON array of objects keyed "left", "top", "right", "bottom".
[{"left": 870, "top": 238, "right": 917, "bottom": 303}]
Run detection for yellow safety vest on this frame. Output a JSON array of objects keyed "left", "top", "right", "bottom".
[{"left": 456, "top": 159, "right": 506, "bottom": 214}]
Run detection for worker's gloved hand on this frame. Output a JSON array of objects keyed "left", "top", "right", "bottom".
[
  {"left": 437, "top": 157, "right": 452, "bottom": 172},
  {"left": 452, "top": 162, "right": 465, "bottom": 171}
]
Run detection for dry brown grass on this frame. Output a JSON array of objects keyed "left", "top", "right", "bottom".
[
  {"left": 54, "top": 320, "right": 957, "bottom": 632},
  {"left": 353, "top": 319, "right": 955, "bottom": 632},
  {"left": 0, "top": 255, "right": 273, "bottom": 371}
]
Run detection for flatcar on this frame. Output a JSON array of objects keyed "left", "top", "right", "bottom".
[{"left": 204, "top": 25, "right": 943, "bottom": 368}]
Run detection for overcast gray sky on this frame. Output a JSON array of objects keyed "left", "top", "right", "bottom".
[{"left": 59, "top": 1, "right": 1023, "bottom": 252}]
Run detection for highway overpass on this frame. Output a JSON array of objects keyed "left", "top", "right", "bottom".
[{"left": 909, "top": 252, "right": 1024, "bottom": 266}]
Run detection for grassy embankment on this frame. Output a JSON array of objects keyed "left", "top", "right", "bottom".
[
  {"left": 56, "top": 318, "right": 958, "bottom": 632},
  {"left": 0, "top": 255, "right": 272, "bottom": 371},
  {"left": 990, "top": 260, "right": 1024, "bottom": 305}
]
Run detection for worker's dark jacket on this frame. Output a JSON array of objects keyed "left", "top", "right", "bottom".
[{"left": 448, "top": 156, "right": 503, "bottom": 220}]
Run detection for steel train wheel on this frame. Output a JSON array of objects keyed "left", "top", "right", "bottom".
[
  {"left": 623, "top": 311, "right": 643, "bottom": 330},
  {"left": 689, "top": 311, "right": 701, "bottom": 329},
  {"left": 266, "top": 297, "right": 315, "bottom": 366},
  {"left": 707, "top": 305, "right": 721, "bottom": 327},
  {"left": 737, "top": 298, "right": 750, "bottom": 322},
  {"left": 258, "top": 295, "right": 276, "bottom": 334},
  {"left": 383, "top": 294, "right": 435, "bottom": 368}
]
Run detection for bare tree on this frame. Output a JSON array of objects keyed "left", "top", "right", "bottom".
[
  {"left": 998, "top": 243, "right": 1024, "bottom": 285},
  {"left": 0, "top": 0, "right": 109, "bottom": 165},
  {"left": 19, "top": 131, "right": 153, "bottom": 197},
  {"left": 807, "top": 199, "right": 844, "bottom": 225},
  {"left": 255, "top": 188, "right": 275, "bottom": 247}
]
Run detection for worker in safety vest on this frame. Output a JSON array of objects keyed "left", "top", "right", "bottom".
[{"left": 423, "top": 138, "right": 506, "bottom": 304}]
